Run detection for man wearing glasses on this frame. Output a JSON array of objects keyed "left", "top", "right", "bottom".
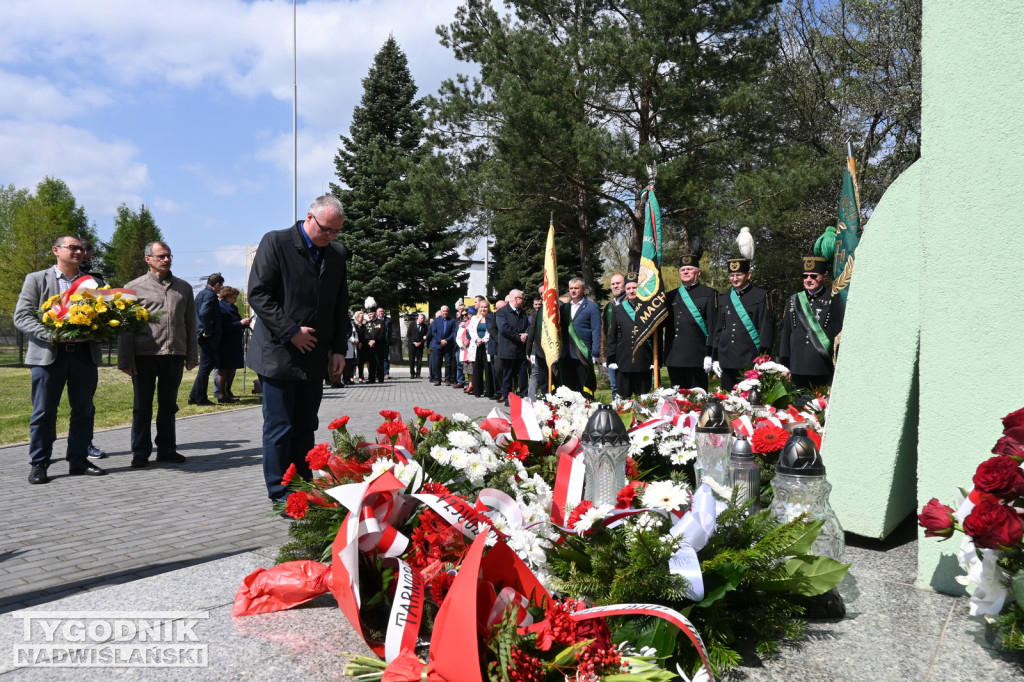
[
  {"left": 711, "top": 257, "right": 774, "bottom": 391},
  {"left": 15, "top": 235, "right": 106, "bottom": 484},
  {"left": 247, "top": 195, "right": 350, "bottom": 513},
  {"left": 118, "top": 242, "right": 198, "bottom": 468},
  {"left": 779, "top": 256, "right": 846, "bottom": 389}
]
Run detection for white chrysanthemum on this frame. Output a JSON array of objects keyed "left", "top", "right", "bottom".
[
  {"left": 573, "top": 503, "right": 614, "bottom": 532},
  {"left": 429, "top": 445, "right": 454, "bottom": 465},
  {"left": 533, "top": 402, "right": 553, "bottom": 422},
  {"left": 755, "top": 360, "right": 789, "bottom": 375},
  {"left": 465, "top": 458, "right": 490, "bottom": 486},
  {"left": 369, "top": 457, "right": 397, "bottom": 480},
  {"left": 735, "top": 378, "right": 761, "bottom": 393},
  {"left": 722, "top": 395, "right": 751, "bottom": 413},
  {"left": 641, "top": 480, "right": 690, "bottom": 512},
  {"left": 448, "top": 430, "right": 477, "bottom": 449},
  {"left": 448, "top": 448, "right": 470, "bottom": 469},
  {"left": 507, "top": 527, "right": 551, "bottom": 568},
  {"left": 553, "top": 417, "right": 572, "bottom": 436},
  {"left": 450, "top": 412, "right": 471, "bottom": 423},
  {"left": 670, "top": 449, "right": 696, "bottom": 466}
]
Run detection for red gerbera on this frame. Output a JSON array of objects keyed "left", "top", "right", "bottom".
[
  {"left": 285, "top": 491, "right": 309, "bottom": 519},
  {"left": 328, "top": 416, "right": 350, "bottom": 430},
  {"left": 413, "top": 406, "right": 434, "bottom": 419},
  {"left": 506, "top": 441, "right": 530, "bottom": 461},
  {"left": 281, "top": 463, "right": 298, "bottom": 487},
  {"left": 379, "top": 409, "right": 401, "bottom": 422},
  {"left": 306, "top": 442, "right": 332, "bottom": 470},
  {"left": 752, "top": 424, "right": 790, "bottom": 454}
]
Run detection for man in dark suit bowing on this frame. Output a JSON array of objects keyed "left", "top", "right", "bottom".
[
  {"left": 496, "top": 289, "right": 530, "bottom": 405},
  {"left": 559, "top": 277, "right": 601, "bottom": 397},
  {"left": 247, "top": 195, "right": 350, "bottom": 510}
]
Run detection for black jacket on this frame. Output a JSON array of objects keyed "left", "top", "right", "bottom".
[
  {"left": 779, "top": 288, "right": 845, "bottom": 375},
  {"left": 712, "top": 284, "right": 773, "bottom": 369},
  {"left": 663, "top": 283, "right": 717, "bottom": 367},
  {"left": 496, "top": 304, "right": 529, "bottom": 360},
  {"left": 195, "top": 285, "right": 223, "bottom": 340},
  {"left": 606, "top": 300, "right": 653, "bottom": 372},
  {"left": 247, "top": 221, "right": 349, "bottom": 381}
]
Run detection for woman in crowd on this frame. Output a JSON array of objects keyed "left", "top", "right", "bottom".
[
  {"left": 470, "top": 302, "right": 492, "bottom": 398},
  {"left": 215, "top": 286, "right": 251, "bottom": 402},
  {"left": 352, "top": 310, "right": 368, "bottom": 382},
  {"left": 343, "top": 311, "right": 359, "bottom": 385},
  {"left": 455, "top": 306, "right": 475, "bottom": 394}
]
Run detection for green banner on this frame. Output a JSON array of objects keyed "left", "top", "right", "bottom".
[
  {"left": 833, "top": 157, "right": 862, "bottom": 302},
  {"left": 633, "top": 186, "right": 667, "bottom": 359}
]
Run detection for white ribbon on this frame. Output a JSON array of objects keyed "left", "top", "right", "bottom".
[{"left": 668, "top": 484, "right": 724, "bottom": 601}]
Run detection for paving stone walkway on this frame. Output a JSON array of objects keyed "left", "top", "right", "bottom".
[{"left": 0, "top": 376, "right": 490, "bottom": 612}]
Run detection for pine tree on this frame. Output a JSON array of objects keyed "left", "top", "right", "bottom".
[
  {"left": 104, "top": 203, "right": 164, "bottom": 287},
  {"left": 331, "top": 36, "right": 466, "bottom": 327}
]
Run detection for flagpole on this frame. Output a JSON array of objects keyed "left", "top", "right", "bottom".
[{"left": 292, "top": 0, "right": 297, "bottom": 223}]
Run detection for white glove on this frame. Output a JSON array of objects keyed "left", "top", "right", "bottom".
[
  {"left": 593, "top": 357, "right": 599, "bottom": 365},
  {"left": 608, "top": 363, "right": 618, "bottom": 370},
  {"left": 703, "top": 356, "right": 713, "bottom": 373},
  {"left": 528, "top": 355, "right": 535, "bottom": 364},
  {"left": 712, "top": 361, "right": 722, "bottom": 377}
]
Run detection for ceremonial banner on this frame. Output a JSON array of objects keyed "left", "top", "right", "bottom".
[
  {"left": 832, "top": 155, "right": 862, "bottom": 302},
  {"left": 540, "top": 220, "right": 562, "bottom": 370},
  {"left": 634, "top": 186, "right": 668, "bottom": 357}
]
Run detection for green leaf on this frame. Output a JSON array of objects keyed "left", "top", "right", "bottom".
[
  {"left": 777, "top": 519, "right": 824, "bottom": 556},
  {"left": 696, "top": 562, "right": 748, "bottom": 607},
  {"left": 755, "top": 556, "right": 851, "bottom": 596},
  {"left": 1011, "top": 569, "right": 1024, "bottom": 609},
  {"left": 550, "top": 638, "right": 593, "bottom": 667}
]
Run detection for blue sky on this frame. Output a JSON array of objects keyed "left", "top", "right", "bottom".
[{"left": 0, "top": 0, "right": 467, "bottom": 289}]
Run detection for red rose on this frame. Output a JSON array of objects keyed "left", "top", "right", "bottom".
[
  {"left": 413, "top": 406, "right": 434, "bottom": 419},
  {"left": 917, "top": 498, "right": 955, "bottom": 538},
  {"left": 1004, "top": 426, "right": 1024, "bottom": 443},
  {"left": 1003, "top": 407, "right": 1024, "bottom": 431},
  {"left": 328, "top": 416, "right": 350, "bottom": 430},
  {"left": 285, "top": 491, "right": 310, "bottom": 519},
  {"left": 281, "top": 463, "right": 298, "bottom": 487},
  {"left": 506, "top": 441, "right": 530, "bottom": 461},
  {"left": 752, "top": 424, "right": 790, "bottom": 454},
  {"left": 993, "top": 436, "right": 1024, "bottom": 459},
  {"left": 963, "top": 500, "right": 1024, "bottom": 549},
  {"left": 973, "top": 455, "right": 1024, "bottom": 500},
  {"left": 380, "top": 409, "right": 401, "bottom": 422},
  {"left": 306, "top": 442, "right": 331, "bottom": 471}
]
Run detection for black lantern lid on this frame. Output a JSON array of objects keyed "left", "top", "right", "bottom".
[
  {"left": 581, "top": 403, "right": 630, "bottom": 446},
  {"left": 747, "top": 387, "right": 763, "bottom": 406},
  {"left": 730, "top": 434, "right": 754, "bottom": 462},
  {"left": 696, "top": 398, "right": 731, "bottom": 433},
  {"left": 776, "top": 427, "right": 826, "bottom": 476}
]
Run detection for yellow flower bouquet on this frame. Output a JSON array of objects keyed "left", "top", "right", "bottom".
[{"left": 37, "top": 278, "right": 154, "bottom": 343}]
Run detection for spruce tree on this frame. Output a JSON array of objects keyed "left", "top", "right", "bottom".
[
  {"left": 104, "top": 203, "right": 164, "bottom": 287},
  {"left": 331, "top": 36, "right": 466, "bottom": 328}
]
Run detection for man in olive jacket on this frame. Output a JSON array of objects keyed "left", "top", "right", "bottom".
[{"left": 247, "top": 195, "right": 350, "bottom": 507}]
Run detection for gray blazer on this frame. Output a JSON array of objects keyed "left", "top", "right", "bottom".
[{"left": 13, "top": 268, "right": 102, "bottom": 366}]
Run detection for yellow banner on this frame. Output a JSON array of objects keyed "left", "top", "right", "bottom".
[{"left": 540, "top": 221, "right": 562, "bottom": 367}]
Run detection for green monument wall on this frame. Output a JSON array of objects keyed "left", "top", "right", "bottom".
[{"left": 824, "top": 1, "right": 1024, "bottom": 592}]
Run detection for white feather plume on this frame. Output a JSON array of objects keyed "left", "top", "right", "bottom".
[
  {"left": 364, "top": 296, "right": 376, "bottom": 310},
  {"left": 736, "top": 227, "right": 755, "bottom": 261}
]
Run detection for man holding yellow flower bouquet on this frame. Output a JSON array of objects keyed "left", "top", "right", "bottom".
[{"left": 14, "top": 235, "right": 106, "bottom": 484}]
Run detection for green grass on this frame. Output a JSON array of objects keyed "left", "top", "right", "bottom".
[{"left": 0, "top": 366, "right": 261, "bottom": 445}]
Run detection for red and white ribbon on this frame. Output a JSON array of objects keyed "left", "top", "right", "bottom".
[
  {"left": 383, "top": 558, "right": 424, "bottom": 663},
  {"left": 550, "top": 436, "right": 584, "bottom": 525},
  {"left": 629, "top": 417, "right": 671, "bottom": 440},
  {"left": 730, "top": 415, "right": 754, "bottom": 438},
  {"left": 509, "top": 393, "right": 544, "bottom": 441},
  {"left": 569, "top": 604, "right": 714, "bottom": 682},
  {"left": 412, "top": 490, "right": 505, "bottom": 542}
]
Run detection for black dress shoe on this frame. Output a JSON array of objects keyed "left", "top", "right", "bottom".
[
  {"left": 29, "top": 466, "right": 49, "bottom": 484},
  {"left": 194, "top": 400, "right": 215, "bottom": 406},
  {"left": 219, "top": 396, "right": 238, "bottom": 403},
  {"left": 131, "top": 457, "right": 149, "bottom": 468},
  {"left": 69, "top": 463, "right": 106, "bottom": 476},
  {"left": 156, "top": 452, "right": 187, "bottom": 463}
]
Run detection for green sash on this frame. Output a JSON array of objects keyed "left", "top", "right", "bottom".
[
  {"left": 621, "top": 299, "right": 636, "bottom": 321},
  {"left": 797, "top": 292, "right": 833, "bottom": 364},
  {"left": 730, "top": 289, "right": 761, "bottom": 348},
  {"left": 567, "top": 307, "right": 596, "bottom": 397},
  {"left": 677, "top": 285, "right": 708, "bottom": 342}
]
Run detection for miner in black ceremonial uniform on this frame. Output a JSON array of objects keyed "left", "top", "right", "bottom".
[
  {"left": 364, "top": 309, "right": 388, "bottom": 384},
  {"left": 778, "top": 256, "right": 845, "bottom": 389},
  {"left": 606, "top": 272, "right": 653, "bottom": 398},
  {"left": 663, "top": 253, "right": 717, "bottom": 391},
  {"left": 712, "top": 257, "right": 773, "bottom": 391}
]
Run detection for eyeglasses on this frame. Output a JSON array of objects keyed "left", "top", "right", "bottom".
[
  {"left": 149, "top": 254, "right": 173, "bottom": 260},
  {"left": 310, "top": 214, "right": 341, "bottom": 236},
  {"left": 56, "top": 245, "right": 85, "bottom": 253},
  {"left": 803, "top": 274, "right": 821, "bottom": 280}
]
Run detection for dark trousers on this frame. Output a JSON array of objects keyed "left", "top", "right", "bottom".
[
  {"left": 410, "top": 345, "right": 424, "bottom": 377},
  {"left": 260, "top": 376, "right": 322, "bottom": 502},
  {"left": 131, "top": 355, "right": 185, "bottom": 458},
  {"left": 365, "top": 347, "right": 378, "bottom": 383},
  {"left": 343, "top": 356, "right": 356, "bottom": 383},
  {"left": 372, "top": 345, "right": 387, "bottom": 382},
  {"left": 720, "top": 367, "right": 743, "bottom": 392},
  {"left": 473, "top": 343, "right": 493, "bottom": 396},
  {"left": 618, "top": 370, "right": 652, "bottom": 398},
  {"left": 667, "top": 366, "right": 709, "bottom": 392},
  {"left": 29, "top": 346, "right": 97, "bottom": 468},
  {"left": 500, "top": 356, "right": 527, "bottom": 399},
  {"left": 559, "top": 355, "right": 591, "bottom": 393},
  {"left": 189, "top": 337, "right": 218, "bottom": 402}
]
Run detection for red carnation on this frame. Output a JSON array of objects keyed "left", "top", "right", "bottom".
[
  {"left": 1003, "top": 407, "right": 1024, "bottom": 431},
  {"left": 306, "top": 442, "right": 331, "bottom": 470},
  {"left": 379, "top": 409, "right": 401, "bottom": 422},
  {"left": 285, "top": 491, "right": 309, "bottom": 519},
  {"left": 994, "top": 436, "right": 1024, "bottom": 459},
  {"left": 328, "top": 416, "right": 350, "bottom": 430},
  {"left": 506, "top": 441, "right": 530, "bottom": 461},
  {"left": 420, "top": 426, "right": 429, "bottom": 435},
  {"left": 281, "top": 463, "right": 298, "bottom": 487},
  {"left": 963, "top": 499, "right": 1024, "bottom": 549},
  {"left": 413, "top": 406, "right": 434, "bottom": 419},
  {"left": 744, "top": 369, "right": 760, "bottom": 381},
  {"left": 566, "top": 500, "right": 594, "bottom": 529},
  {"left": 808, "top": 429, "right": 822, "bottom": 450},
  {"left": 615, "top": 480, "right": 646, "bottom": 509},
  {"left": 752, "top": 424, "right": 790, "bottom": 454},
  {"left": 918, "top": 498, "right": 956, "bottom": 539},
  {"left": 428, "top": 413, "right": 445, "bottom": 422},
  {"left": 421, "top": 481, "right": 450, "bottom": 496},
  {"left": 973, "top": 455, "right": 1024, "bottom": 500},
  {"left": 308, "top": 493, "right": 337, "bottom": 508},
  {"left": 625, "top": 456, "right": 639, "bottom": 479}
]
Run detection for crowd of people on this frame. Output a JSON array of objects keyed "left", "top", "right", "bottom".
[{"left": 13, "top": 196, "right": 844, "bottom": 514}]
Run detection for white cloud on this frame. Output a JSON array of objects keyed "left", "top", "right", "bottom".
[
  {"left": 151, "top": 197, "right": 189, "bottom": 214},
  {"left": 182, "top": 162, "right": 266, "bottom": 197},
  {"left": 0, "top": 71, "right": 113, "bottom": 121}
]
